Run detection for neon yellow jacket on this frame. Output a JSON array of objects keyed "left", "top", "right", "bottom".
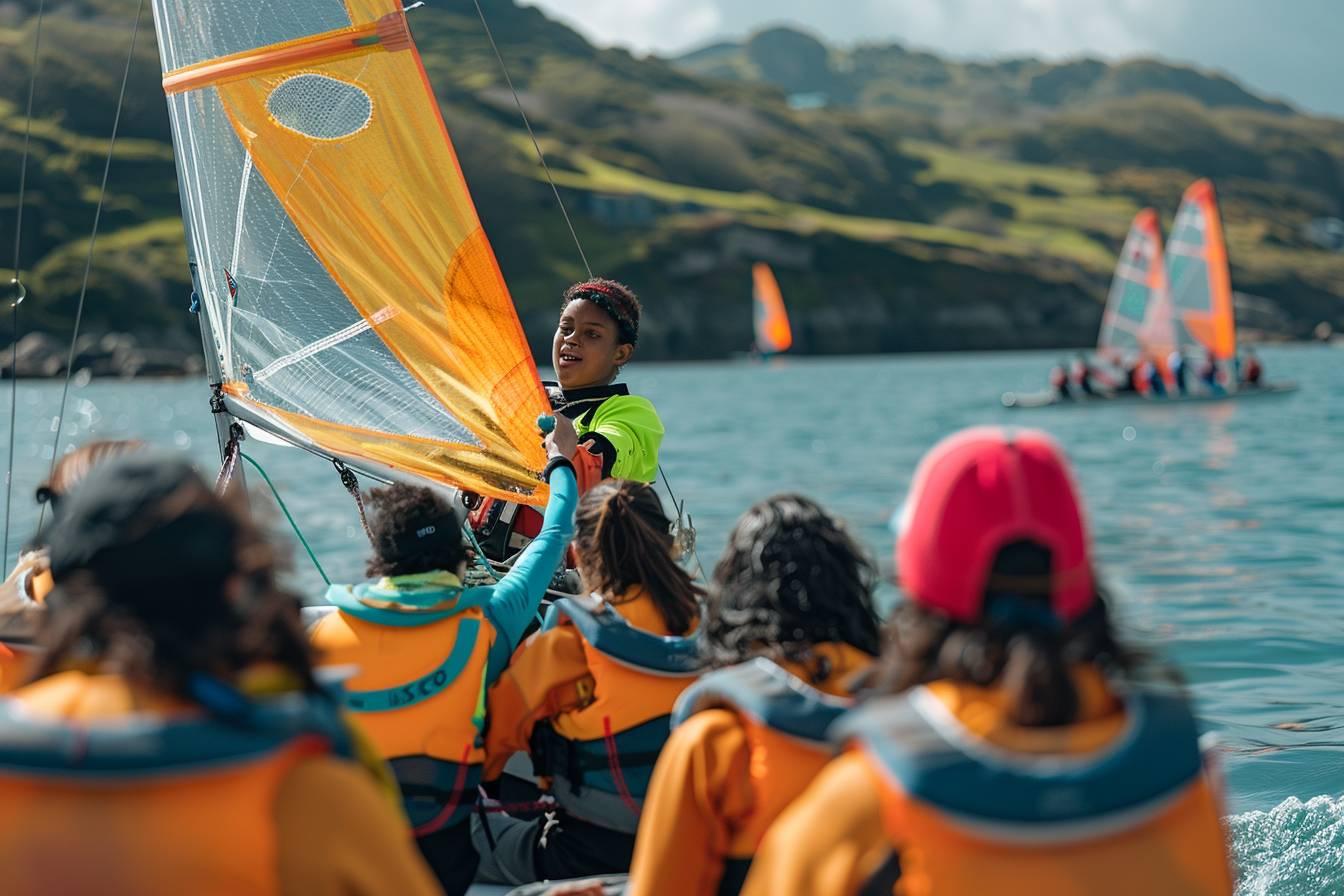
[{"left": 547, "top": 383, "right": 663, "bottom": 484}]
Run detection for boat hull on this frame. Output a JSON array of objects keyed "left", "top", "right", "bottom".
[{"left": 1002, "top": 381, "right": 1299, "bottom": 409}]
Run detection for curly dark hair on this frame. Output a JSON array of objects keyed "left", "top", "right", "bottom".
[
  {"left": 562, "top": 278, "right": 641, "bottom": 346},
  {"left": 864, "top": 540, "right": 1167, "bottom": 727},
  {"left": 32, "top": 470, "right": 320, "bottom": 705},
  {"left": 573, "top": 479, "right": 702, "bottom": 635},
  {"left": 364, "top": 483, "right": 466, "bottom": 579},
  {"left": 704, "top": 494, "right": 882, "bottom": 681}
]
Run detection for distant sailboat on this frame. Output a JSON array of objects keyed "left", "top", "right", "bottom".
[
  {"left": 752, "top": 262, "right": 793, "bottom": 358},
  {"left": 1165, "top": 179, "right": 1237, "bottom": 363},
  {"left": 1097, "top": 208, "right": 1175, "bottom": 382},
  {"left": 1004, "top": 184, "right": 1296, "bottom": 407}
]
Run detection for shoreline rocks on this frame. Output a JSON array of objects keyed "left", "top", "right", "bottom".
[{"left": 0, "top": 332, "right": 205, "bottom": 380}]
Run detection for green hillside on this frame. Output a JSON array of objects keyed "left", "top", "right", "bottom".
[{"left": 1, "top": 2, "right": 1340, "bottom": 367}]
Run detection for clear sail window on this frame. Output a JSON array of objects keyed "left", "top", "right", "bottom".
[{"left": 266, "top": 74, "right": 373, "bottom": 140}]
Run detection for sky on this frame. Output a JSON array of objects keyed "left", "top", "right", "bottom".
[{"left": 524, "top": 0, "right": 1344, "bottom": 117}]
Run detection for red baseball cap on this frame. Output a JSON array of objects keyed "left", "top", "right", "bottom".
[{"left": 894, "top": 426, "right": 1095, "bottom": 624}]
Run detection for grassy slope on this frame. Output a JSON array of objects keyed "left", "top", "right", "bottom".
[{"left": 0, "top": 3, "right": 1340, "bottom": 360}]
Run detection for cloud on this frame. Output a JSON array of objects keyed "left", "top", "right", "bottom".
[
  {"left": 522, "top": 0, "right": 722, "bottom": 52},
  {"left": 522, "top": 0, "right": 1343, "bottom": 115}
]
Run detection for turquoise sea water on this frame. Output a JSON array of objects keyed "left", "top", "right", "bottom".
[{"left": 2, "top": 344, "right": 1341, "bottom": 892}]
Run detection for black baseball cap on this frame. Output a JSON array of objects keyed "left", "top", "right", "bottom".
[{"left": 35, "top": 452, "right": 239, "bottom": 601}]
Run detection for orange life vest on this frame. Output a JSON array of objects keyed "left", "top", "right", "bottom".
[
  {"left": 673, "top": 657, "right": 860, "bottom": 896},
  {"left": 310, "top": 584, "right": 495, "bottom": 834},
  {"left": 534, "top": 596, "right": 703, "bottom": 834},
  {"left": 841, "top": 685, "right": 1235, "bottom": 896},
  {"left": 0, "top": 678, "right": 353, "bottom": 896}
]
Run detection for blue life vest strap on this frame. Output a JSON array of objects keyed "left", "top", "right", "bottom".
[
  {"left": 0, "top": 691, "right": 352, "bottom": 779},
  {"left": 838, "top": 686, "right": 1203, "bottom": 833},
  {"left": 672, "top": 657, "right": 853, "bottom": 743},
  {"left": 552, "top": 597, "right": 703, "bottom": 676},
  {"left": 342, "top": 617, "right": 483, "bottom": 714}
]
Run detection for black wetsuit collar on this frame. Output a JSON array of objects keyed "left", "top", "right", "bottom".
[{"left": 543, "top": 381, "right": 629, "bottom": 421}]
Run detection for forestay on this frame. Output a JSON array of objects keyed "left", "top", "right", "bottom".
[
  {"left": 1165, "top": 179, "right": 1236, "bottom": 361},
  {"left": 150, "top": 0, "right": 551, "bottom": 503}
]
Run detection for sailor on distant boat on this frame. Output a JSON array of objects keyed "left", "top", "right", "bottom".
[
  {"left": 1050, "top": 361, "right": 1071, "bottom": 400},
  {"left": 1146, "top": 358, "right": 1167, "bottom": 397},
  {"left": 1169, "top": 348, "right": 1188, "bottom": 395},
  {"left": 1199, "top": 353, "right": 1226, "bottom": 395},
  {"left": 1242, "top": 348, "right": 1264, "bottom": 388},
  {"left": 741, "top": 427, "right": 1236, "bottom": 896},
  {"left": 309, "top": 429, "right": 577, "bottom": 896},
  {"left": 1072, "top": 353, "right": 1100, "bottom": 397}
]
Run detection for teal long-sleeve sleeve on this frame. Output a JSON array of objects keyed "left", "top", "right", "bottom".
[{"left": 479, "top": 461, "right": 577, "bottom": 682}]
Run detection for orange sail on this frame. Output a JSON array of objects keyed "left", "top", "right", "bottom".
[
  {"left": 150, "top": 0, "right": 550, "bottom": 503},
  {"left": 1098, "top": 209, "right": 1175, "bottom": 374},
  {"left": 1165, "top": 179, "right": 1237, "bottom": 361},
  {"left": 752, "top": 263, "right": 793, "bottom": 355}
]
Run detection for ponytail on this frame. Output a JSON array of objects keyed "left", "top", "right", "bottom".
[{"left": 574, "top": 480, "right": 702, "bottom": 635}]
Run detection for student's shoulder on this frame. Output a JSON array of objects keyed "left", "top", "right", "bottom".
[{"left": 594, "top": 393, "right": 662, "bottom": 425}]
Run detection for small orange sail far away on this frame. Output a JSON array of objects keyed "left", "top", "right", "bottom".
[{"left": 752, "top": 263, "right": 793, "bottom": 355}]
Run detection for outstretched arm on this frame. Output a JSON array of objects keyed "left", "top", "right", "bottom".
[{"left": 484, "top": 455, "right": 577, "bottom": 659}]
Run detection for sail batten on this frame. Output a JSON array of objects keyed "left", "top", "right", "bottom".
[{"left": 151, "top": 0, "right": 551, "bottom": 502}]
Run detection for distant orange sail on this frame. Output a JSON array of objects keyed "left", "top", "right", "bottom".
[
  {"left": 1165, "top": 179, "right": 1237, "bottom": 361},
  {"left": 1098, "top": 208, "right": 1175, "bottom": 375},
  {"left": 752, "top": 263, "right": 793, "bottom": 355},
  {"left": 150, "top": 0, "right": 551, "bottom": 503}
]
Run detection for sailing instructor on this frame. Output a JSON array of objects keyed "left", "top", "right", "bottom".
[{"left": 468, "top": 279, "right": 664, "bottom": 561}]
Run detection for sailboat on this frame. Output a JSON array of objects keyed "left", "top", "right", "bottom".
[
  {"left": 1003, "top": 209, "right": 1174, "bottom": 408},
  {"left": 1164, "top": 178, "right": 1295, "bottom": 397},
  {"left": 1097, "top": 208, "right": 1175, "bottom": 379},
  {"left": 148, "top": 0, "right": 554, "bottom": 506},
  {"left": 1004, "top": 182, "right": 1296, "bottom": 408},
  {"left": 751, "top": 262, "right": 793, "bottom": 359}
]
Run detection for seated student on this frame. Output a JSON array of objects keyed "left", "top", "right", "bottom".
[
  {"left": 623, "top": 495, "right": 882, "bottom": 896},
  {"left": 474, "top": 479, "right": 704, "bottom": 887},
  {"left": 743, "top": 427, "right": 1235, "bottom": 896},
  {"left": 469, "top": 279, "right": 663, "bottom": 564},
  {"left": 0, "top": 439, "right": 144, "bottom": 688},
  {"left": 0, "top": 453, "right": 441, "bottom": 896},
  {"left": 308, "top": 427, "right": 578, "bottom": 896}
]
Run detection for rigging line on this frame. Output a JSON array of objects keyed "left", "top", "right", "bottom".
[
  {"left": 241, "top": 452, "right": 331, "bottom": 586},
  {"left": 37, "top": 0, "right": 146, "bottom": 531},
  {"left": 3, "top": 0, "right": 47, "bottom": 566},
  {"left": 469, "top": 0, "right": 592, "bottom": 279}
]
